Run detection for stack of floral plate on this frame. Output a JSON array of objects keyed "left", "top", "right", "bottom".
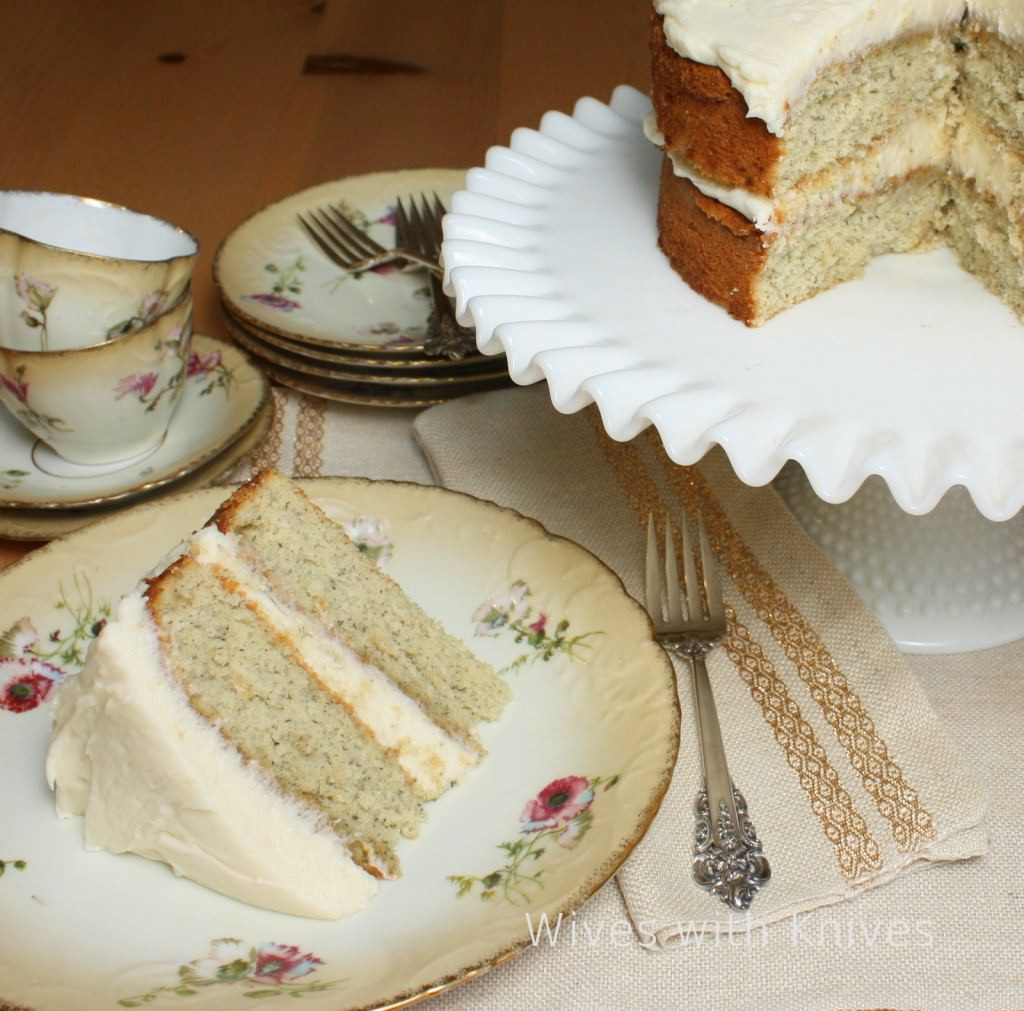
[{"left": 213, "top": 168, "right": 512, "bottom": 408}]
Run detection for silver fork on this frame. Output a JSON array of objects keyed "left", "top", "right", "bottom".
[
  {"left": 644, "top": 512, "right": 770, "bottom": 911},
  {"left": 395, "top": 193, "right": 477, "bottom": 360},
  {"left": 296, "top": 203, "right": 442, "bottom": 277}
]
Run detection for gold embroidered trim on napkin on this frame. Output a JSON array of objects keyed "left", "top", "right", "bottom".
[
  {"left": 666, "top": 460, "right": 936, "bottom": 855},
  {"left": 588, "top": 414, "right": 935, "bottom": 877},
  {"left": 724, "top": 605, "right": 882, "bottom": 879},
  {"left": 293, "top": 394, "right": 326, "bottom": 476},
  {"left": 411, "top": 383, "right": 986, "bottom": 938},
  {"left": 247, "top": 388, "right": 286, "bottom": 473}
]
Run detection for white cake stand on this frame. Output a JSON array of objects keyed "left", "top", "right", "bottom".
[
  {"left": 441, "top": 85, "right": 1024, "bottom": 654},
  {"left": 771, "top": 464, "right": 1024, "bottom": 652}
]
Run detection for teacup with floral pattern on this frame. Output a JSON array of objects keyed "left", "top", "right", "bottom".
[
  {"left": 0, "top": 293, "right": 193, "bottom": 466},
  {"left": 0, "top": 191, "right": 198, "bottom": 352}
]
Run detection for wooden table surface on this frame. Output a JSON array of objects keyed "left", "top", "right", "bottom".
[{"left": 0, "top": 0, "right": 650, "bottom": 569}]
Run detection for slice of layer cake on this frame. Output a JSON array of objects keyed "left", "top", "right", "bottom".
[
  {"left": 646, "top": 0, "right": 1024, "bottom": 326},
  {"left": 45, "top": 470, "right": 509, "bottom": 919}
]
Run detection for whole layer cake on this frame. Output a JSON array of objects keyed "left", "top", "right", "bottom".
[
  {"left": 45, "top": 470, "right": 509, "bottom": 919},
  {"left": 647, "top": 0, "right": 1024, "bottom": 325}
]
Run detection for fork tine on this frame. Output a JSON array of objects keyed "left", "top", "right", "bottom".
[
  {"left": 427, "top": 192, "right": 448, "bottom": 260},
  {"left": 431, "top": 191, "right": 447, "bottom": 225},
  {"left": 680, "top": 515, "right": 702, "bottom": 621},
  {"left": 644, "top": 513, "right": 661, "bottom": 620},
  {"left": 405, "top": 194, "right": 430, "bottom": 259},
  {"left": 310, "top": 209, "right": 363, "bottom": 258},
  {"left": 304, "top": 208, "right": 364, "bottom": 261},
  {"left": 698, "top": 513, "right": 725, "bottom": 624},
  {"left": 392, "top": 194, "right": 452, "bottom": 277},
  {"left": 663, "top": 518, "right": 684, "bottom": 625},
  {"left": 394, "top": 196, "right": 411, "bottom": 250},
  {"left": 296, "top": 212, "right": 351, "bottom": 267},
  {"left": 299, "top": 200, "right": 440, "bottom": 277},
  {"left": 396, "top": 196, "right": 446, "bottom": 274},
  {"left": 320, "top": 206, "right": 387, "bottom": 258},
  {"left": 416, "top": 193, "right": 442, "bottom": 260}
]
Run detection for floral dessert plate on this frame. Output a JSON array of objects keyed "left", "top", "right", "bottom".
[
  {"left": 255, "top": 354, "right": 516, "bottom": 409},
  {"left": 224, "top": 314, "right": 510, "bottom": 386},
  {"left": 224, "top": 305, "right": 507, "bottom": 373},
  {"left": 214, "top": 168, "right": 473, "bottom": 357},
  {"left": 0, "top": 335, "right": 269, "bottom": 510},
  {"left": 0, "top": 478, "right": 678, "bottom": 1011}
]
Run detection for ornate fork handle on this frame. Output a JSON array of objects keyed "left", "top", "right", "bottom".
[
  {"left": 423, "top": 274, "right": 476, "bottom": 360},
  {"left": 674, "top": 640, "right": 770, "bottom": 911}
]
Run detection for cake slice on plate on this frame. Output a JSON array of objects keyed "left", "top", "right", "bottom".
[{"left": 46, "top": 469, "right": 509, "bottom": 919}]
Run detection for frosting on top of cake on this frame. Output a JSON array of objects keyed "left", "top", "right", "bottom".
[{"left": 653, "top": 0, "right": 967, "bottom": 135}]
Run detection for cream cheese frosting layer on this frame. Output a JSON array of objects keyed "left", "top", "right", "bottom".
[
  {"left": 45, "top": 592, "right": 377, "bottom": 920},
  {"left": 644, "top": 113, "right": 775, "bottom": 226},
  {"left": 651, "top": 112, "right": 954, "bottom": 231},
  {"left": 192, "top": 526, "right": 478, "bottom": 799},
  {"left": 953, "top": 107, "right": 1024, "bottom": 211},
  {"left": 653, "top": 0, "right": 967, "bottom": 135}
]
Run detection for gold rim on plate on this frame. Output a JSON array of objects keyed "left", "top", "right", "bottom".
[
  {"left": 224, "top": 314, "right": 508, "bottom": 387},
  {"left": 0, "top": 335, "right": 271, "bottom": 514},
  {"left": 0, "top": 477, "right": 680, "bottom": 1011}
]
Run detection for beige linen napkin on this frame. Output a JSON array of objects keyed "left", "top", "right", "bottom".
[{"left": 411, "top": 383, "right": 987, "bottom": 946}]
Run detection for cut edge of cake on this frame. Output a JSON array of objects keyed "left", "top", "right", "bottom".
[{"left": 647, "top": 2, "right": 1024, "bottom": 327}]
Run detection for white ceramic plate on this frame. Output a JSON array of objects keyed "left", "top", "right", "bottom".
[
  {"left": 0, "top": 335, "right": 270, "bottom": 510},
  {"left": 214, "top": 169, "right": 470, "bottom": 356},
  {"left": 0, "top": 478, "right": 678, "bottom": 1011},
  {"left": 442, "top": 85, "right": 1024, "bottom": 522}
]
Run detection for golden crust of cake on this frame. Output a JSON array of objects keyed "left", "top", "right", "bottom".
[
  {"left": 649, "top": 11, "right": 781, "bottom": 195},
  {"left": 656, "top": 160, "right": 769, "bottom": 325},
  {"left": 658, "top": 162, "right": 948, "bottom": 326},
  {"left": 209, "top": 466, "right": 282, "bottom": 530}
]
